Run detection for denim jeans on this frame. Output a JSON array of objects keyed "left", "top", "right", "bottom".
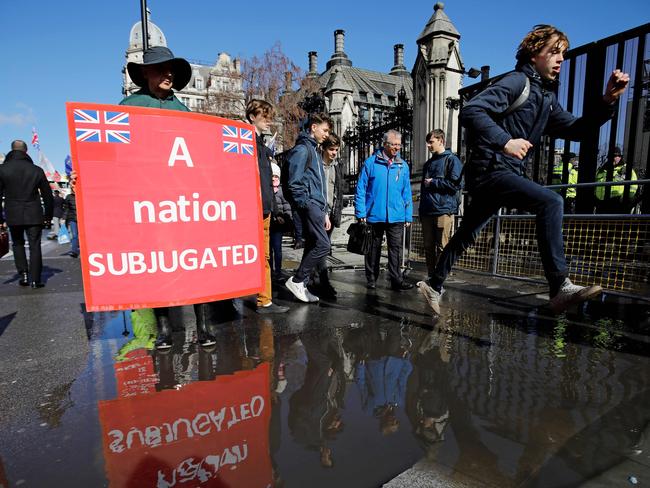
[
  {"left": 430, "top": 170, "right": 567, "bottom": 291},
  {"left": 269, "top": 230, "right": 283, "bottom": 274},
  {"left": 68, "top": 221, "right": 80, "bottom": 255},
  {"left": 293, "top": 203, "right": 330, "bottom": 283}
]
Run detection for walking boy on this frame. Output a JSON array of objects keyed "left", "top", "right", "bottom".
[{"left": 285, "top": 113, "right": 333, "bottom": 303}]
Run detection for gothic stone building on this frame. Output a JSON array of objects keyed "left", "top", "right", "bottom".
[
  {"left": 122, "top": 15, "right": 245, "bottom": 119},
  {"left": 298, "top": 3, "right": 463, "bottom": 178}
]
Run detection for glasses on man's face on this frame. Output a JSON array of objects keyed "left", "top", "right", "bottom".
[{"left": 386, "top": 143, "right": 402, "bottom": 148}]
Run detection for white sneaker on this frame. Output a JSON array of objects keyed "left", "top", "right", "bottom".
[
  {"left": 417, "top": 281, "right": 442, "bottom": 315},
  {"left": 305, "top": 288, "right": 320, "bottom": 303},
  {"left": 286, "top": 277, "right": 319, "bottom": 303},
  {"left": 549, "top": 278, "right": 602, "bottom": 313}
]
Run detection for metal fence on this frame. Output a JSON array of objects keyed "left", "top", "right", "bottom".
[{"left": 409, "top": 181, "right": 650, "bottom": 298}]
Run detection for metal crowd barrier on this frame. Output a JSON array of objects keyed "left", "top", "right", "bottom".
[{"left": 408, "top": 180, "right": 650, "bottom": 298}]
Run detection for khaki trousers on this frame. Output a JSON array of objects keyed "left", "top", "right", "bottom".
[{"left": 421, "top": 214, "right": 453, "bottom": 278}]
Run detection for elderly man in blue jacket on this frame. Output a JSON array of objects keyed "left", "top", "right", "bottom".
[
  {"left": 417, "top": 24, "right": 630, "bottom": 315},
  {"left": 355, "top": 130, "right": 413, "bottom": 291}
]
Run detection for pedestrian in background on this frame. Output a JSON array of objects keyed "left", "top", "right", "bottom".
[
  {"left": 246, "top": 99, "right": 290, "bottom": 315},
  {"left": 419, "top": 129, "right": 463, "bottom": 280},
  {"left": 285, "top": 113, "right": 333, "bottom": 303},
  {"left": 0, "top": 140, "right": 53, "bottom": 288},
  {"left": 270, "top": 162, "right": 292, "bottom": 282},
  {"left": 48, "top": 190, "right": 64, "bottom": 240},
  {"left": 355, "top": 129, "right": 414, "bottom": 291},
  {"left": 61, "top": 186, "right": 79, "bottom": 258},
  {"left": 313, "top": 133, "right": 343, "bottom": 298}
]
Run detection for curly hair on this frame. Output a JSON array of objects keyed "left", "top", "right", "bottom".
[{"left": 516, "top": 24, "right": 569, "bottom": 65}]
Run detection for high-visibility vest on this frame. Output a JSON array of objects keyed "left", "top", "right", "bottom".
[
  {"left": 595, "top": 165, "right": 638, "bottom": 200},
  {"left": 551, "top": 166, "right": 577, "bottom": 198}
]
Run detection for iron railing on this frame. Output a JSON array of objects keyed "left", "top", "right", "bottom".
[{"left": 409, "top": 180, "right": 650, "bottom": 298}]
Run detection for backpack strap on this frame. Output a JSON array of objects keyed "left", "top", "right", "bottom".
[{"left": 502, "top": 76, "right": 530, "bottom": 117}]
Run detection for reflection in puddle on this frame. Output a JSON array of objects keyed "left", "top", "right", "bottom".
[{"left": 2, "top": 294, "right": 649, "bottom": 488}]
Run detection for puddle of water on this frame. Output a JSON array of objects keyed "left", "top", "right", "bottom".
[{"left": 1, "top": 298, "right": 649, "bottom": 488}]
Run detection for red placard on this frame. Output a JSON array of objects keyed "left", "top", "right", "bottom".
[
  {"left": 66, "top": 103, "right": 264, "bottom": 311},
  {"left": 98, "top": 362, "right": 273, "bottom": 487}
]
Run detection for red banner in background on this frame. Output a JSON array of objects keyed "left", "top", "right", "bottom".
[
  {"left": 99, "top": 362, "right": 272, "bottom": 488},
  {"left": 66, "top": 103, "right": 264, "bottom": 311}
]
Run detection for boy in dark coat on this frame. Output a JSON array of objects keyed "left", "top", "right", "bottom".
[{"left": 417, "top": 24, "right": 630, "bottom": 314}]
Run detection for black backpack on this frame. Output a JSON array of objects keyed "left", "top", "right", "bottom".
[{"left": 281, "top": 142, "right": 313, "bottom": 208}]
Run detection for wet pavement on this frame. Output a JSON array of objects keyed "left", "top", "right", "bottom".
[{"left": 1, "top": 236, "right": 650, "bottom": 487}]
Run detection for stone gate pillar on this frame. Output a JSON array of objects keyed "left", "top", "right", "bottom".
[{"left": 412, "top": 2, "right": 464, "bottom": 172}]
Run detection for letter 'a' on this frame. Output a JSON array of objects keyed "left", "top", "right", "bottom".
[{"left": 168, "top": 137, "right": 194, "bottom": 167}]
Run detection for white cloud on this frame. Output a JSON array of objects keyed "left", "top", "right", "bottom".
[{"left": 0, "top": 104, "right": 36, "bottom": 126}]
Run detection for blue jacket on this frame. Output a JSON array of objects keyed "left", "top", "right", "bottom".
[
  {"left": 286, "top": 132, "right": 327, "bottom": 211},
  {"left": 355, "top": 150, "right": 413, "bottom": 223},
  {"left": 419, "top": 150, "right": 463, "bottom": 216},
  {"left": 461, "top": 63, "right": 615, "bottom": 182}
]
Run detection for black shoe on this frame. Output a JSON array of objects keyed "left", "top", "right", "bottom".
[
  {"left": 69, "top": 252, "right": 79, "bottom": 258},
  {"left": 155, "top": 316, "right": 173, "bottom": 350},
  {"left": 366, "top": 281, "right": 376, "bottom": 290},
  {"left": 19, "top": 272, "right": 29, "bottom": 286},
  {"left": 30, "top": 282, "right": 45, "bottom": 289},
  {"left": 256, "top": 302, "right": 290, "bottom": 314},
  {"left": 391, "top": 281, "right": 414, "bottom": 291},
  {"left": 320, "top": 283, "right": 338, "bottom": 298}
]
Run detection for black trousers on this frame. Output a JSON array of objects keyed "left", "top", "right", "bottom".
[
  {"left": 365, "top": 222, "right": 404, "bottom": 286},
  {"left": 9, "top": 225, "right": 43, "bottom": 282}
]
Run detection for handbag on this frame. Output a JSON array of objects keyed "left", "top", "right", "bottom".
[
  {"left": 0, "top": 230, "right": 9, "bottom": 258},
  {"left": 346, "top": 222, "right": 373, "bottom": 255},
  {"left": 58, "top": 225, "right": 71, "bottom": 245}
]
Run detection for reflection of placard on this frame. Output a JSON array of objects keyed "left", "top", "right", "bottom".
[
  {"left": 114, "top": 351, "right": 157, "bottom": 398},
  {"left": 99, "top": 363, "right": 272, "bottom": 487},
  {"left": 66, "top": 103, "right": 264, "bottom": 311}
]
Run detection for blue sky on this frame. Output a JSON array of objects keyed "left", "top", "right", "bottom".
[{"left": 0, "top": 0, "right": 647, "bottom": 171}]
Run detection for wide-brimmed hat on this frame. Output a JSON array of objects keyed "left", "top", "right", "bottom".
[{"left": 127, "top": 46, "right": 192, "bottom": 91}]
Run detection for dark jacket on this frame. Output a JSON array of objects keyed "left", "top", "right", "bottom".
[
  {"left": 461, "top": 63, "right": 615, "bottom": 183},
  {"left": 325, "top": 161, "right": 345, "bottom": 227},
  {"left": 0, "top": 150, "right": 53, "bottom": 226},
  {"left": 271, "top": 186, "right": 292, "bottom": 232},
  {"left": 62, "top": 193, "right": 77, "bottom": 222},
  {"left": 256, "top": 133, "right": 274, "bottom": 216},
  {"left": 120, "top": 88, "right": 190, "bottom": 111},
  {"left": 52, "top": 195, "right": 64, "bottom": 219},
  {"left": 419, "top": 150, "right": 463, "bottom": 216},
  {"left": 286, "top": 132, "right": 327, "bottom": 211}
]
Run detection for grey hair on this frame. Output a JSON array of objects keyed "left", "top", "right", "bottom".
[{"left": 382, "top": 130, "right": 402, "bottom": 144}]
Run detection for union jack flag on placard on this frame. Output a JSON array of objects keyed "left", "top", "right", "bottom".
[
  {"left": 74, "top": 110, "right": 130, "bottom": 144},
  {"left": 222, "top": 125, "right": 254, "bottom": 156}
]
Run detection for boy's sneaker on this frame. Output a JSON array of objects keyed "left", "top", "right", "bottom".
[
  {"left": 417, "top": 281, "right": 442, "bottom": 315},
  {"left": 286, "top": 278, "right": 319, "bottom": 303},
  {"left": 549, "top": 278, "right": 602, "bottom": 313}
]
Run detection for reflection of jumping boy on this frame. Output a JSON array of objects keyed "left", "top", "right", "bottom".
[{"left": 417, "top": 24, "right": 630, "bottom": 314}]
